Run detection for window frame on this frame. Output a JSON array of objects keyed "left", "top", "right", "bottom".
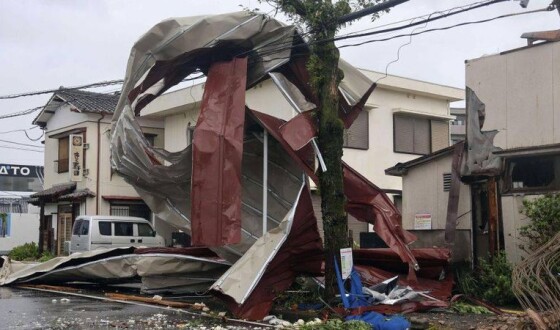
[
  {"left": 393, "top": 114, "right": 433, "bottom": 156},
  {"left": 57, "top": 136, "right": 70, "bottom": 173},
  {"left": 502, "top": 154, "right": 560, "bottom": 195}
]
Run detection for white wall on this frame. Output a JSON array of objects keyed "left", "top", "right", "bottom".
[
  {"left": 466, "top": 41, "right": 560, "bottom": 150},
  {"left": 0, "top": 213, "right": 39, "bottom": 254},
  {"left": 401, "top": 154, "right": 471, "bottom": 231},
  {"left": 466, "top": 41, "right": 560, "bottom": 263}
]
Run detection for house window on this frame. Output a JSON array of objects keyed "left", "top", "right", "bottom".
[
  {"left": 394, "top": 115, "right": 449, "bottom": 155},
  {"left": 443, "top": 173, "right": 452, "bottom": 192},
  {"left": 110, "top": 201, "right": 151, "bottom": 221},
  {"left": 143, "top": 133, "right": 157, "bottom": 147},
  {"left": 343, "top": 111, "right": 369, "bottom": 150},
  {"left": 57, "top": 136, "right": 69, "bottom": 173},
  {"left": 504, "top": 155, "right": 560, "bottom": 194}
]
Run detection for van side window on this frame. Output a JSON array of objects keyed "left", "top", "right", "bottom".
[
  {"left": 99, "top": 221, "right": 112, "bottom": 236},
  {"left": 114, "top": 222, "right": 133, "bottom": 236},
  {"left": 80, "top": 220, "right": 89, "bottom": 235},
  {"left": 138, "top": 223, "right": 155, "bottom": 237},
  {"left": 73, "top": 220, "right": 83, "bottom": 235}
]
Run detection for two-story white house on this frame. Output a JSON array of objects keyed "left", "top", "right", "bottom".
[
  {"left": 139, "top": 65, "right": 463, "bottom": 243},
  {"left": 31, "top": 89, "right": 168, "bottom": 255}
]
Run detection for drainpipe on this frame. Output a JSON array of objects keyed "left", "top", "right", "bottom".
[{"left": 96, "top": 113, "right": 105, "bottom": 215}]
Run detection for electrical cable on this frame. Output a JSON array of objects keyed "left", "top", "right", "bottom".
[
  {"left": 243, "top": 5, "right": 552, "bottom": 67},
  {"left": 0, "top": 145, "right": 44, "bottom": 153},
  {"left": 0, "top": 80, "right": 123, "bottom": 100},
  {"left": 24, "top": 130, "right": 45, "bottom": 142},
  {"left": 0, "top": 138, "right": 44, "bottom": 148},
  {"left": 0, "top": 126, "right": 39, "bottom": 135}
]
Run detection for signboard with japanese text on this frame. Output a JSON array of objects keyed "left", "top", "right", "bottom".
[
  {"left": 340, "top": 247, "right": 353, "bottom": 280},
  {"left": 414, "top": 213, "right": 432, "bottom": 230},
  {"left": 69, "top": 134, "right": 83, "bottom": 182}
]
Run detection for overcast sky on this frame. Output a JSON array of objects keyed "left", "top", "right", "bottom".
[{"left": 0, "top": 0, "right": 558, "bottom": 166}]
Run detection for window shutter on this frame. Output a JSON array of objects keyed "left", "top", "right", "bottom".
[
  {"left": 394, "top": 115, "right": 414, "bottom": 153},
  {"left": 344, "top": 111, "right": 369, "bottom": 150},
  {"left": 431, "top": 120, "right": 449, "bottom": 151},
  {"left": 413, "top": 117, "right": 430, "bottom": 154}
]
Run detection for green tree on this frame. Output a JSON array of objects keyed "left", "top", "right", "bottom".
[
  {"left": 261, "top": 0, "right": 395, "bottom": 298},
  {"left": 519, "top": 194, "right": 560, "bottom": 253}
]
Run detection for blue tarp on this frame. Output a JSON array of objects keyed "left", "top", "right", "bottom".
[{"left": 334, "top": 257, "right": 410, "bottom": 330}]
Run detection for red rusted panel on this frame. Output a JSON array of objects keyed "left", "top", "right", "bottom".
[
  {"left": 343, "top": 164, "right": 419, "bottom": 269},
  {"left": 191, "top": 57, "right": 247, "bottom": 246},
  {"left": 215, "top": 184, "right": 324, "bottom": 320},
  {"left": 279, "top": 111, "right": 317, "bottom": 151},
  {"left": 339, "top": 83, "right": 377, "bottom": 129}
]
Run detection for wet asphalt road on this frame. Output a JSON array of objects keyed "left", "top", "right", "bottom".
[{"left": 0, "top": 287, "right": 248, "bottom": 329}]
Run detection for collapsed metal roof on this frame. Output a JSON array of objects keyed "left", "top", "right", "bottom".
[{"left": 109, "top": 11, "right": 421, "bottom": 319}]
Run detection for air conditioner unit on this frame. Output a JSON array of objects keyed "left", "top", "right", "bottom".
[{"left": 63, "top": 241, "right": 71, "bottom": 255}]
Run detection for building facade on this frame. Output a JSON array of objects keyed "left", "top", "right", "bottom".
[
  {"left": 140, "top": 66, "right": 463, "bottom": 243},
  {"left": 466, "top": 37, "right": 560, "bottom": 263},
  {"left": 31, "top": 90, "right": 169, "bottom": 254},
  {"left": 0, "top": 163, "right": 43, "bottom": 254}
]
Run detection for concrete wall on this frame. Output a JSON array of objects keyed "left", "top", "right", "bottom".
[
  {"left": 466, "top": 41, "right": 560, "bottom": 150},
  {"left": 0, "top": 213, "right": 39, "bottom": 254}
]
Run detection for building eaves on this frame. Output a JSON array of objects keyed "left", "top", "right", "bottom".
[
  {"left": 33, "top": 89, "right": 119, "bottom": 127},
  {"left": 385, "top": 144, "right": 457, "bottom": 177},
  {"left": 358, "top": 68, "right": 464, "bottom": 102},
  {"left": 30, "top": 182, "right": 76, "bottom": 199},
  {"left": 58, "top": 188, "right": 95, "bottom": 201}
]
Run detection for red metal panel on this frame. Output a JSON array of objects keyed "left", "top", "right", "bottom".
[{"left": 191, "top": 57, "right": 247, "bottom": 246}]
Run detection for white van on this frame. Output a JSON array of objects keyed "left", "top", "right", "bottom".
[{"left": 70, "top": 215, "right": 165, "bottom": 253}]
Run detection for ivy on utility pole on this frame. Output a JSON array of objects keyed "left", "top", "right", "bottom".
[{"left": 266, "top": 0, "right": 407, "bottom": 298}]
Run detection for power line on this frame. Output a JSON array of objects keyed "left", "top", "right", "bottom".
[
  {"left": 0, "top": 139, "right": 44, "bottom": 149},
  {"left": 336, "top": 7, "right": 552, "bottom": 49},
  {"left": 0, "top": 145, "right": 44, "bottom": 153},
  {"left": 0, "top": 126, "right": 39, "bottom": 135},
  {"left": 0, "top": 106, "right": 43, "bottom": 120},
  {"left": 244, "top": 5, "right": 552, "bottom": 67},
  {"left": 0, "top": 80, "right": 123, "bottom": 100}
]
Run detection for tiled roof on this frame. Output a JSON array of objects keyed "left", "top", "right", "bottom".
[
  {"left": 55, "top": 89, "right": 119, "bottom": 114},
  {"left": 30, "top": 182, "right": 76, "bottom": 199},
  {"left": 58, "top": 188, "right": 95, "bottom": 201}
]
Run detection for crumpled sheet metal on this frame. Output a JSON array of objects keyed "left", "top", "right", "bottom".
[
  {"left": 211, "top": 183, "right": 323, "bottom": 320},
  {"left": 461, "top": 87, "right": 502, "bottom": 178},
  {"left": 115, "top": 12, "right": 297, "bottom": 118},
  {"left": 109, "top": 11, "right": 420, "bottom": 319},
  {"left": 191, "top": 57, "right": 247, "bottom": 246},
  {"left": 0, "top": 248, "right": 230, "bottom": 293},
  {"left": 249, "top": 110, "right": 419, "bottom": 271}
]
